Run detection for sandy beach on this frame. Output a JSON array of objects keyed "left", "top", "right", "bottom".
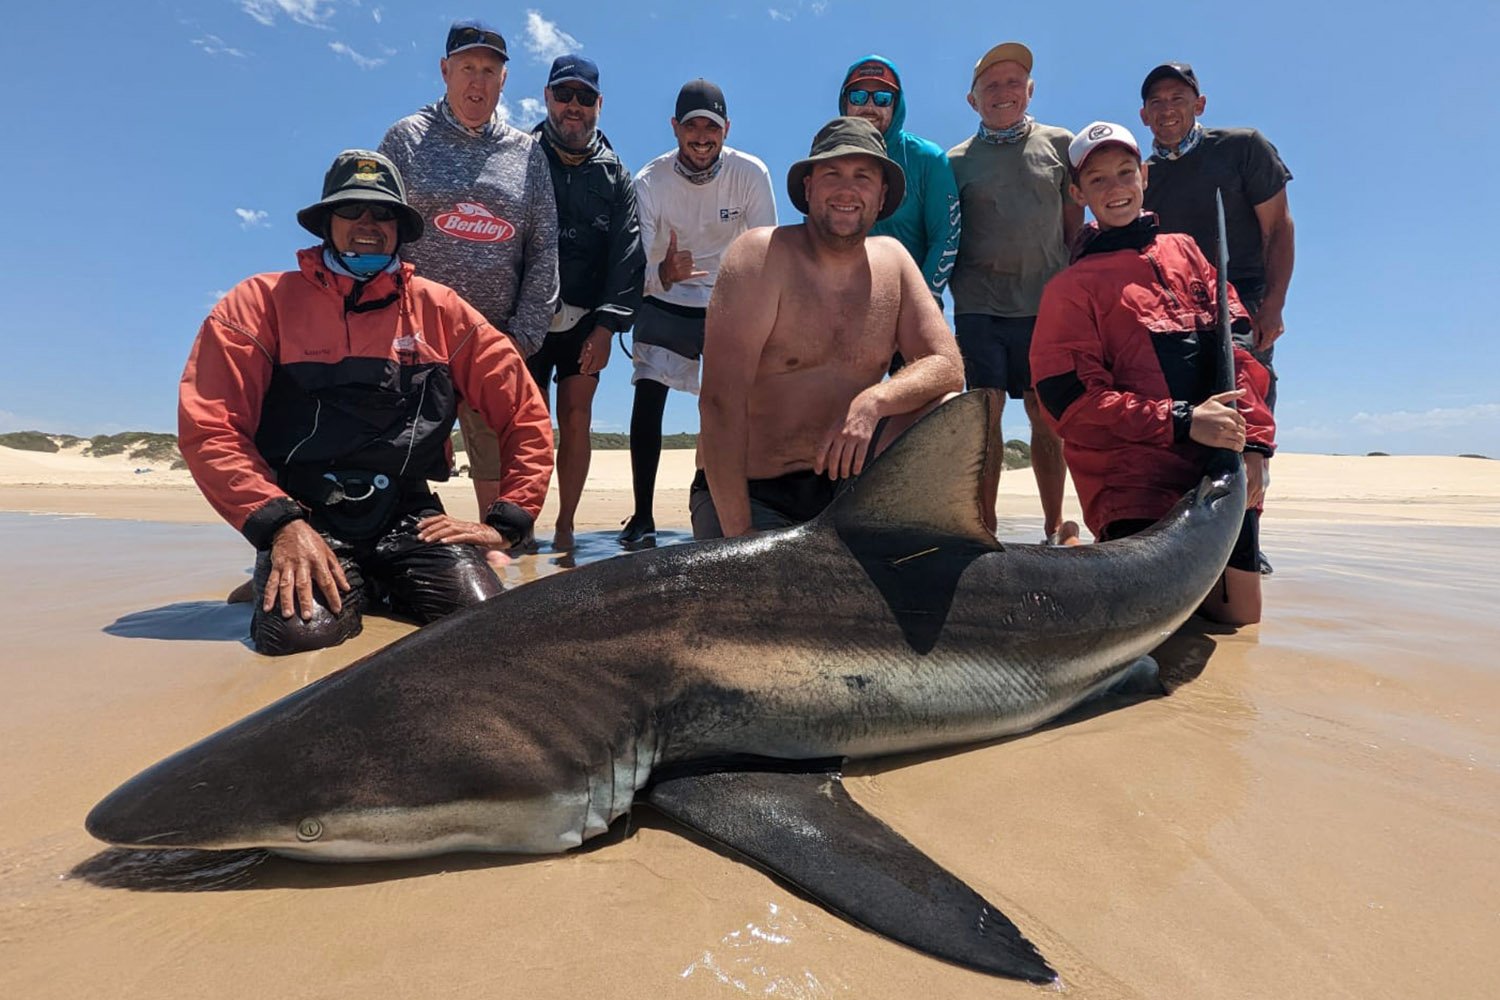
[{"left": 2, "top": 443, "right": 1498, "bottom": 999}]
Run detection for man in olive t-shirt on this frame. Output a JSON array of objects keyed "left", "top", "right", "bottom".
[{"left": 948, "top": 42, "right": 1083, "bottom": 545}]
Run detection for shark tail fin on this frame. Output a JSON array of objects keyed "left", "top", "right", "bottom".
[
  {"left": 647, "top": 767, "right": 1057, "bottom": 984},
  {"left": 824, "top": 390, "right": 1003, "bottom": 548}
]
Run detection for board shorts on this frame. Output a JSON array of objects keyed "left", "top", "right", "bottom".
[
  {"left": 954, "top": 314, "right": 1036, "bottom": 399},
  {"left": 631, "top": 297, "right": 706, "bottom": 394},
  {"left": 526, "top": 315, "right": 599, "bottom": 387},
  {"left": 689, "top": 469, "right": 846, "bottom": 539},
  {"left": 457, "top": 403, "right": 501, "bottom": 480}
]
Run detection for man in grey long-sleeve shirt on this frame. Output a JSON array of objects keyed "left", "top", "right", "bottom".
[{"left": 379, "top": 19, "right": 559, "bottom": 520}]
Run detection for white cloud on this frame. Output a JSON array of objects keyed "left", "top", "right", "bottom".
[
  {"left": 518, "top": 97, "right": 546, "bottom": 126},
  {"left": 810, "top": 0, "right": 830, "bottom": 13},
  {"left": 769, "top": 8, "right": 793, "bottom": 20},
  {"left": 241, "top": 0, "right": 336, "bottom": 28},
  {"left": 192, "top": 34, "right": 246, "bottom": 58},
  {"left": 235, "top": 208, "right": 270, "bottom": 229},
  {"left": 495, "top": 97, "right": 513, "bottom": 124},
  {"left": 524, "top": 10, "right": 581, "bottom": 62},
  {"left": 372, "top": 6, "right": 382, "bottom": 23},
  {"left": 1349, "top": 403, "right": 1500, "bottom": 435},
  {"left": 329, "top": 40, "right": 384, "bottom": 69}
]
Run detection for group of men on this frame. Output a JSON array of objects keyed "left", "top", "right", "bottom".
[{"left": 178, "top": 21, "right": 1295, "bottom": 654}]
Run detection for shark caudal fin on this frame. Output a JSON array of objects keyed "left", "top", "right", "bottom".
[
  {"left": 647, "top": 768, "right": 1057, "bottom": 984},
  {"left": 819, "top": 391, "right": 1003, "bottom": 654}
]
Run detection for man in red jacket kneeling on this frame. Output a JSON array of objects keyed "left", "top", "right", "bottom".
[{"left": 179, "top": 149, "right": 554, "bottom": 655}]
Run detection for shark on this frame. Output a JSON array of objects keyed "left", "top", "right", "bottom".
[{"left": 86, "top": 385, "right": 1246, "bottom": 984}]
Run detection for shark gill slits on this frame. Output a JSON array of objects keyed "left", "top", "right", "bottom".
[{"left": 296, "top": 818, "right": 324, "bottom": 842}]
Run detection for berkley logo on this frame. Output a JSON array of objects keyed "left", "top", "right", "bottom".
[{"left": 433, "top": 202, "right": 516, "bottom": 243}]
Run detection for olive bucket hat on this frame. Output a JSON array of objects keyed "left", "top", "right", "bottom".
[
  {"left": 296, "top": 149, "right": 425, "bottom": 243},
  {"left": 786, "top": 116, "right": 906, "bottom": 221}
]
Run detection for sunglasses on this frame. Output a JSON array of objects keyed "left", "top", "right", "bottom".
[
  {"left": 845, "top": 89, "right": 895, "bottom": 108},
  {"left": 448, "top": 26, "right": 506, "bottom": 55},
  {"left": 331, "top": 203, "right": 399, "bottom": 222},
  {"left": 550, "top": 85, "right": 599, "bottom": 108}
]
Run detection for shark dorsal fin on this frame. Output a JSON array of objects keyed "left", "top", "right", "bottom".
[
  {"left": 825, "top": 390, "right": 1002, "bottom": 547},
  {"left": 821, "top": 391, "right": 1004, "bottom": 655}
]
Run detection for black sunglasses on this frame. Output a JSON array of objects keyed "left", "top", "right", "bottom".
[
  {"left": 331, "top": 203, "right": 399, "bottom": 222},
  {"left": 447, "top": 26, "right": 507, "bottom": 56},
  {"left": 550, "top": 85, "right": 599, "bottom": 108},
  {"left": 845, "top": 89, "right": 895, "bottom": 108}
]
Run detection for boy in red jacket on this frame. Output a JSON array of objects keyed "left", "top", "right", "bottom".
[{"left": 1030, "top": 122, "right": 1274, "bottom": 624}]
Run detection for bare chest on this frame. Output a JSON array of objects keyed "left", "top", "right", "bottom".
[{"left": 759, "top": 264, "right": 903, "bottom": 375}]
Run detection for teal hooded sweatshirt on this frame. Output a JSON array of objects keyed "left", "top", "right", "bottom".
[{"left": 838, "top": 55, "right": 961, "bottom": 301}]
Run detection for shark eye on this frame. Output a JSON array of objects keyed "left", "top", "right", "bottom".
[{"left": 296, "top": 818, "right": 324, "bottom": 842}]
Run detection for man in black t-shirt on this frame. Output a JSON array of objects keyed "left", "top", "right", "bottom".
[{"left": 1138, "top": 62, "right": 1294, "bottom": 410}]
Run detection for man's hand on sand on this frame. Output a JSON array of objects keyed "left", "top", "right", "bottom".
[
  {"left": 1189, "top": 389, "right": 1247, "bottom": 452},
  {"left": 815, "top": 396, "right": 881, "bottom": 480},
  {"left": 265, "top": 520, "right": 350, "bottom": 620},
  {"left": 578, "top": 325, "right": 612, "bottom": 376},
  {"left": 416, "top": 513, "right": 509, "bottom": 549},
  {"left": 659, "top": 229, "right": 709, "bottom": 289}
]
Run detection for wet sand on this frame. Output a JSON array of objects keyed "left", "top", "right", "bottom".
[{"left": 2, "top": 453, "right": 1499, "bottom": 999}]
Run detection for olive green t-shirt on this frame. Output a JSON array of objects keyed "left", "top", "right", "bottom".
[{"left": 947, "top": 122, "right": 1073, "bottom": 318}]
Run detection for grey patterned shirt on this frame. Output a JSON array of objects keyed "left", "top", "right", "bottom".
[{"left": 379, "top": 102, "right": 559, "bottom": 357}]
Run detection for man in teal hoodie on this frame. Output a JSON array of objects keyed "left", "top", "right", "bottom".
[{"left": 838, "top": 56, "right": 960, "bottom": 305}]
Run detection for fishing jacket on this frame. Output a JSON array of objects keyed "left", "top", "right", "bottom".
[
  {"left": 530, "top": 125, "right": 645, "bottom": 332},
  {"left": 179, "top": 248, "right": 554, "bottom": 549},
  {"left": 1030, "top": 218, "right": 1275, "bottom": 535},
  {"left": 837, "top": 55, "right": 961, "bottom": 300}
]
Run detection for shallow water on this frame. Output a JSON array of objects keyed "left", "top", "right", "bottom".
[{"left": 1, "top": 512, "right": 1497, "bottom": 999}]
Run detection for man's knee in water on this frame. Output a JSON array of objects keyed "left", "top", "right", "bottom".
[
  {"left": 250, "top": 600, "right": 364, "bottom": 656},
  {"left": 385, "top": 543, "right": 504, "bottom": 624}
]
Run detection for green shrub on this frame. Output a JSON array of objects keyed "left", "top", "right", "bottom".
[{"left": 0, "top": 431, "right": 60, "bottom": 453}]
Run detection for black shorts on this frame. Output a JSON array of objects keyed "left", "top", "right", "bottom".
[
  {"left": 690, "top": 468, "right": 846, "bottom": 539},
  {"left": 954, "top": 314, "right": 1036, "bottom": 399},
  {"left": 527, "top": 317, "right": 597, "bottom": 387},
  {"left": 1100, "top": 509, "right": 1260, "bottom": 573}
]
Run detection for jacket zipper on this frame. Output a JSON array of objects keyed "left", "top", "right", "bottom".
[{"left": 1143, "top": 250, "right": 1182, "bottom": 311}]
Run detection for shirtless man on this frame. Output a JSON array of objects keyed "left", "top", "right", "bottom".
[{"left": 694, "top": 117, "right": 965, "bottom": 539}]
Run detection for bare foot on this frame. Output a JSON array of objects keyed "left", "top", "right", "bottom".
[
  {"left": 1045, "top": 521, "right": 1084, "bottom": 547},
  {"left": 552, "top": 527, "right": 575, "bottom": 552},
  {"left": 485, "top": 549, "right": 513, "bottom": 571}
]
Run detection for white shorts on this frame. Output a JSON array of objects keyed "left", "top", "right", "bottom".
[{"left": 631, "top": 342, "right": 701, "bottom": 395}]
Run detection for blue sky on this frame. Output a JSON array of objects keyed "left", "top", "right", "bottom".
[{"left": 1, "top": 0, "right": 1496, "bottom": 456}]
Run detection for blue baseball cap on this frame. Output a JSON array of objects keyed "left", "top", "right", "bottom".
[
  {"left": 547, "top": 54, "right": 600, "bottom": 93},
  {"left": 445, "top": 19, "right": 508, "bottom": 60}
]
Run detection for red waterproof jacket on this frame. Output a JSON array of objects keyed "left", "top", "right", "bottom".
[
  {"left": 180, "top": 247, "right": 553, "bottom": 548},
  {"left": 1030, "top": 220, "right": 1275, "bottom": 536}
]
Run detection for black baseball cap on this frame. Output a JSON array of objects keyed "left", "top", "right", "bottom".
[
  {"left": 297, "top": 149, "right": 424, "bottom": 243},
  {"left": 1140, "top": 62, "right": 1199, "bottom": 100},
  {"left": 548, "top": 54, "right": 600, "bottom": 93},
  {"left": 675, "top": 79, "right": 727, "bottom": 128},
  {"left": 446, "top": 19, "right": 508, "bottom": 60}
]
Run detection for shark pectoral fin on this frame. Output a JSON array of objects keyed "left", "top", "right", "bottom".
[{"left": 645, "top": 768, "right": 1057, "bottom": 984}]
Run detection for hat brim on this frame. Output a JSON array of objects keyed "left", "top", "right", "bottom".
[
  {"left": 786, "top": 148, "right": 906, "bottom": 222},
  {"left": 297, "top": 190, "right": 424, "bottom": 243},
  {"left": 548, "top": 75, "right": 598, "bottom": 93}
]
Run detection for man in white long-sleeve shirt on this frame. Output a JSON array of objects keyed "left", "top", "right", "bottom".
[{"left": 619, "top": 79, "right": 776, "bottom": 549}]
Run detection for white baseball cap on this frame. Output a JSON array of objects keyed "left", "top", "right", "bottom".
[{"left": 1067, "top": 121, "right": 1141, "bottom": 172}]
